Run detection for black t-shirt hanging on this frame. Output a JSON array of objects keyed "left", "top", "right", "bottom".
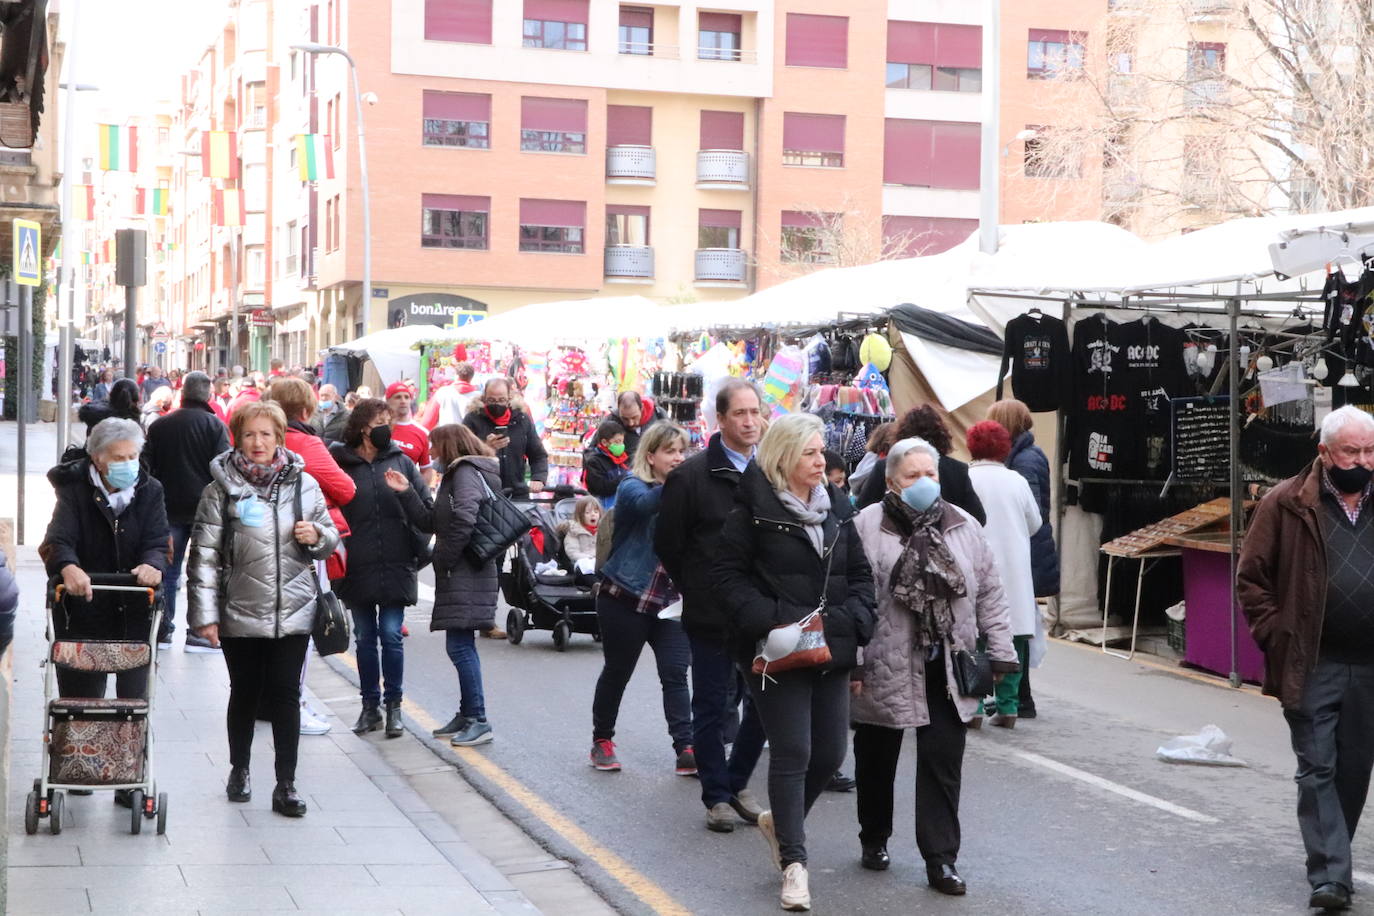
[
  {"left": 1067, "top": 314, "right": 1129, "bottom": 481},
  {"left": 1115, "top": 317, "right": 1191, "bottom": 478},
  {"left": 997, "top": 313, "right": 1073, "bottom": 412}
]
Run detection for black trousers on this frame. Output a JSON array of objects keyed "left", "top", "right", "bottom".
[
  {"left": 55, "top": 666, "right": 148, "bottom": 700},
  {"left": 591, "top": 590, "right": 693, "bottom": 752},
  {"left": 1283, "top": 657, "right": 1374, "bottom": 892},
  {"left": 854, "top": 657, "right": 965, "bottom": 867},
  {"left": 221, "top": 635, "right": 310, "bottom": 783}
]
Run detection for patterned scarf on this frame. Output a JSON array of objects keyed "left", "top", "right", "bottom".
[
  {"left": 881, "top": 491, "right": 966, "bottom": 648},
  {"left": 230, "top": 447, "right": 289, "bottom": 493}
]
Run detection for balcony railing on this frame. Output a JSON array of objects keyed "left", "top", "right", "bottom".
[
  {"left": 605, "top": 245, "right": 654, "bottom": 280},
  {"left": 1184, "top": 78, "right": 1227, "bottom": 109},
  {"left": 1106, "top": 75, "right": 1144, "bottom": 109},
  {"left": 695, "top": 248, "right": 747, "bottom": 283},
  {"left": 697, "top": 150, "right": 750, "bottom": 187},
  {"left": 1187, "top": 0, "right": 1232, "bottom": 18},
  {"left": 618, "top": 41, "right": 680, "bottom": 58},
  {"left": 606, "top": 145, "right": 656, "bottom": 183}
]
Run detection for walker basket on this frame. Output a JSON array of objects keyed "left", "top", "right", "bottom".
[{"left": 47, "top": 700, "right": 149, "bottom": 786}]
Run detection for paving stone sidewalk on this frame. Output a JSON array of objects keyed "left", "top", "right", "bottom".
[{"left": 3, "top": 542, "right": 557, "bottom": 915}]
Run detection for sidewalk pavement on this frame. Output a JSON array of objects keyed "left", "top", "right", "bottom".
[{"left": 3, "top": 528, "right": 610, "bottom": 911}]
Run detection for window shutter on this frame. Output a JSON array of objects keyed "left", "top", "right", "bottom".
[
  {"left": 520, "top": 198, "right": 585, "bottom": 227},
  {"left": 783, "top": 113, "right": 845, "bottom": 154},
  {"left": 424, "top": 0, "right": 493, "bottom": 44},
  {"left": 423, "top": 91, "right": 490, "bottom": 121},
  {"left": 423, "top": 193, "right": 490, "bottom": 212},
  {"left": 700, "top": 110, "right": 745, "bottom": 150},
  {"left": 607, "top": 105, "right": 653, "bottom": 146},
  {"left": 781, "top": 210, "right": 823, "bottom": 229},
  {"left": 699, "top": 12, "right": 741, "bottom": 32},
  {"left": 785, "top": 14, "right": 848, "bottom": 68},
  {"left": 886, "top": 20, "right": 937, "bottom": 65},
  {"left": 524, "top": 0, "right": 588, "bottom": 23},
  {"left": 883, "top": 119, "right": 933, "bottom": 186},
  {"left": 699, "top": 208, "right": 742, "bottom": 229},
  {"left": 521, "top": 97, "right": 588, "bottom": 133}
]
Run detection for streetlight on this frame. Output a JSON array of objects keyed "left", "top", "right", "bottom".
[{"left": 291, "top": 42, "right": 373, "bottom": 337}]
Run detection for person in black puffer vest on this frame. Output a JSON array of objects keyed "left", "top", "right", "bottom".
[
  {"left": 425, "top": 423, "right": 503, "bottom": 749},
  {"left": 329, "top": 399, "right": 434, "bottom": 739},
  {"left": 462, "top": 378, "right": 548, "bottom": 498}
]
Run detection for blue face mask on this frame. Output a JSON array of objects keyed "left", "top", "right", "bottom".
[
  {"left": 319, "top": 399, "right": 334, "bottom": 411},
  {"left": 105, "top": 458, "right": 139, "bottom": 491},
  {"left": 237, "top": 494, "right": 268, "bottom": 528},
  {"left": 900, "top": 477, "right": 940, "bottom": 512}
]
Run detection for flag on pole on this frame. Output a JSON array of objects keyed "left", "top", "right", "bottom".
[
  {"left": 102, "top": 238, "right": 115, "bottom": 262},
  {"left": 71, "top": 185, "right": 95, "bottom": 220},
  {"left": 136, "top": 187, "right": 169, "bottom": 216},
  {"left": 213, "top": 188, "right": 246, "bottom": 226},
  {"left": 295, "top": 134, "right": 335, "bottom": 181},
  {"left": 201, "top": 131, "right": 239, "bottom": 179},
  {"left": 98, "top": 124, "right": 139, "bottom": 171}
]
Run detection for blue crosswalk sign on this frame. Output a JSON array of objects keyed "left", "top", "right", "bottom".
[{"left": 13, "top": 219, "right": 40, "bottom": 287}]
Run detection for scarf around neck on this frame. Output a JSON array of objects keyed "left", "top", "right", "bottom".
[
  {"left": 599, "top": 443, "right": 629, "bottom": 468},
  {"left": 230, "top": 447, "right": 289, "bottom": 493},
  {"left": 776, "top": 484, "right": 831, "bottom": 555},
  {"left": 881, "top": 491, "right": 966, "bottom": 648},
  {"left": 485, "top": 405, "right": 512, "bottom": 427}
]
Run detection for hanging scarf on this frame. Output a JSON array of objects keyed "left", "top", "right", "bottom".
[
  {"left": 455, "top": 380, "right": 477, "bottom": 394},
  {"left": 230, "top": 447, "right": 289, "bottom": 493},
  {"left": 881, "top": 491, "right": 966, "bottom": 648},
  {"left": 598, "top": 443, "right": 630, "bottom": 468},
  {"left": 776, "top": 485, "right": 831, "bottom": 555}
]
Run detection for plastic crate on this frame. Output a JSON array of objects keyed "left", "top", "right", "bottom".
[{"left": 1167, "top": 616, "right": 1186, "bottom": 654}]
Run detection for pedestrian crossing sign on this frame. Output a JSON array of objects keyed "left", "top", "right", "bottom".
[{"left": 13, "top": 219, "right": 40, "bottom": 287}]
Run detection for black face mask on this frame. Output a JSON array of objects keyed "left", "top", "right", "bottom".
[
  {"left": 369, "top": 425, "right": 392, "bottom": 450},
  {"left": 1328, "top": 462, "right": 1374, "bottom": 494}
]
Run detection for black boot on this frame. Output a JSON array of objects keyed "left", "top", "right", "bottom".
[
  {"left": 352, "top": 703, "right": 382, "bottom": 734},
  {"left": 431, "top": 713, "right": 469, "bottom": 738},
  {"left": 271, "top": 781, "right": 307, "bottom": 817},
  {"left": 385, "top": 701, "right": 403, "bottom": 738},
  {"left": 226, "top": 766, "right": 251, "bottom": 803}
]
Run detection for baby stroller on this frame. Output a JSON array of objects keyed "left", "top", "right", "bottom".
[
  {"left": 26, "top": 573, "right": 167, "bottom": 836},
  {"left": 500, "top": 490, "right": 600, "bottom": 652}
]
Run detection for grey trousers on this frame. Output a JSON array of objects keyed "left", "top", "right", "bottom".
[
  {"left": 747, "top": 666, "right": 850, "bottom": 869},
  {"left": 1283, "top": 656, "right": 1374, "bottom": 892}
]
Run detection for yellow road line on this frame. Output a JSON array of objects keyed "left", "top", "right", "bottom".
[
  {"left": 328, "top": 652, "right": 692, "bottom": 916},
  {"left": 1054, "top": 636, "right": 1271, "bottom": 699}
]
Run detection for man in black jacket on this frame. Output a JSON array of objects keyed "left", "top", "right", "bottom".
[
  {"left": 656, "top": 379, "right": 769, "bottom": 833},
  {"left": 462, "top": 378, "right": 548, "bottom": 498},
  {"left": 144, "top": 370, "right": 230, "bottom": 651}
]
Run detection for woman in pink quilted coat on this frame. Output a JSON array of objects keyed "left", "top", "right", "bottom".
[{"left": 849, "top": 437, "right": 1018, "bottom": 897}]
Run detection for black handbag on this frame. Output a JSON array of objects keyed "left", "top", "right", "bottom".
[
  {"left": 465, "top": 470, "right": 531, "bottom": 565},
  {"left": 293, "top": 480, "right": 350, "bottom": 656},
  {"left": 951, "top": 648, "right": 995, "bottom": 698}
]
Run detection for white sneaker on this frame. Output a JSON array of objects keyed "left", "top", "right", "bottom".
[
  {"left": 299, "top": 700, "right": 331, "bottom": 736},
  {"left": 780, "top": 862, "right": 810, "bottom": 911}
]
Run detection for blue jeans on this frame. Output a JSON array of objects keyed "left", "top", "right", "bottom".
[
  {"left": 161, "top": 523, "right": 193, "bottom": 635},
  {"left": 351, "top": 604, "right": 404, "bottom": 706},
  {"left": 444, "top": 629, "right": 486, "bottom": 721},
  {"left": 690, "top": 633, "right": 766, "bottom": 807}
]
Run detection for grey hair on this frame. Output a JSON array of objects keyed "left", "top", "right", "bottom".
[
  {"left": 182, "top": 370, "right": 212, "bottom": 403},
  {"left": 886, "top": 437, "right": 940, "bottom": 480},
  {"left": 87, "top": 417, "right": 144, "bottom": 459},
  {"left": 1321, "top": 405, "right": 1374, "bottom": 446}
]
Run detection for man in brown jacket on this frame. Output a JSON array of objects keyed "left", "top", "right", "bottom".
[{"left": 1238, "top": 404, "right": 1374, "bottom": 912}]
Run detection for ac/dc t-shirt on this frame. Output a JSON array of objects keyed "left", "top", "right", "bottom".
[
  {"left": 997, "top": 313, "right": 1073, "bottom": 412},
  {"left": 1115, "top": 317, "right": 1191, "bottom": 478},
  {"left": 1067, "top": 314, "right": 1129, "bottom": 481}
]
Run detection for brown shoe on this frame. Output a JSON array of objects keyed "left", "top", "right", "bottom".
[
  {"left": 482, "top": 628, "right": 507, "bottom": 639},
  {"left": 988, "top": 712, "right": 1018, "bottom": 729}
]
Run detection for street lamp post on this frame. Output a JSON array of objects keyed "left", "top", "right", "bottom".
[{"left": 291, "top": 42, "right": 372, "bottom": 337}]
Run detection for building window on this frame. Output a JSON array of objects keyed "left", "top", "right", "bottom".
[
  {"left": 882, "top": 118, "right": 980, "bottom": 190},
  {"left": 421, "top": 193, "right": 490, "bottom": 249},
  {"left": 699, "top": 12, "right": 742, "bottom": 60},
  {"left": 520, "top": 96, "right": 587, "bottom": 154},
  {"left": 785, "top": 14, "right": 848, "bottom": 68},
  {"left": 324, "top": 198, "right": 334, "bottom": 251},
  {"left": 780, "top": 211, "right": 836, "bottom": 264},
  {"left": 1186, "top": 41, "right": 1225, "bottom": 78},
  {"left": 523, "top": 1, "right": 589, "bottom": 50},
  {"left": 1027, "top": 29, "right": 1086, "bottom": 79},
  {"left": 887, "top": 21, "right": 981, "bottom": 91},
  {"left": 698, "top": 209, "right": 741, "bottom": 248},
  {"left": 424, "top": 0, "right": 493, "bottom": 43},
  {"left": 607, "top": 105, "right": 652, "bottom": 147},
  {"left": 619, "top": 6, "right": 653, "bottom": 55},
  {"left": 882, "top": 215, "right": 977, "bottom": 257},
  {"left": 700, "top": 110, "right": 745, "bottom": 150},
  {"left": 519, "top": 199, "right": 585, "bottom": 253},
  {"left": 331, "top": 194, "right": 341, "bottom": 249},
  {"left": 782, "top": 113, "right": 845, "bottom": 168},
  {"left": 331, "top": 95, "right": 342, "bottom": 149},
  {"left": 422, "top": 91, "right": 491, "bottom": 148},
  {"left": 606, "top": 205, "right": 649, "bottom": 246},
  {"left": 1023, "top": 127, "right": 1078, "bottom": 178}
]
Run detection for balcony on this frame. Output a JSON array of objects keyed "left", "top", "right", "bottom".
[
  {"left": 604, "top": 245, "right": 655, "bottom": 282},
  {"left": 697, "top": 150, "right": 750, "bottom": 189},
  {"left": 606, "top": 145, "right": 656, "bottom": 185},
  {"left": 695, "top": 248, "right": 748, "bottom": 285},
  {"left": 1184, "top": 79, "right": 1228, "bottom": 109},
  {"left": 1106, "top": 75, "right": 1144, "bottom": 110},
  {"left": 1187, "top": 0, "right": 1232, "bottom": 19},
  {"left": 1103, "top": 171, "right": 1142, "bottom": 205}
]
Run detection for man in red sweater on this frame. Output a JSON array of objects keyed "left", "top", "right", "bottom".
[{"left": 386, "top": 381, "right": 434, "bottom": 484}]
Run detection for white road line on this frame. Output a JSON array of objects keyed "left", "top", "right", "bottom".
[
  {"left": 1012, "top": 750, "right": 1219, "bottom": 824},
  {"left": 417, "top": 582, "right": 435, "bottom": 602}
]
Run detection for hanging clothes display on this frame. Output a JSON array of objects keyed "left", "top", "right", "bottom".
[
  {"left": 1067, "top": 313, "right": 1129, "bottom": 482},
  {"left": 1115, "top": 316, "right": 1192, "bottom": 479},
  {"left": 996, "top": 311, "right": 1073, "bottom": 412}
]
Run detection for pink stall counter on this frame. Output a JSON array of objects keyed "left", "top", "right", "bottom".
[{"left": 1167, "top": 533, "right": 1264, "bottom": 684}]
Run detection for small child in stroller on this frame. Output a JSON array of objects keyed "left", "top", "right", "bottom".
[{"left": 560, "top": 496, "right": 600, "bottom": 577}]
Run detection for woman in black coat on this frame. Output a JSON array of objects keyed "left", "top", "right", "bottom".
[
  {"left": 329, "top": 399, "right": 434, "bottom": 738},
  {"left": 77, "top": 377, "right": 142, "bottom": 434},
  {"left": 426, "top": 424, "right": 502, "bottom": 748},
  {"left": 855, "top": 406, "right": 986, "bottom": 525},
  {"left": 39, "top": 417, "right": 169, "bottom": 700},
  {"left": 715, "top": 413, "right": 876, "bottom": 912}
]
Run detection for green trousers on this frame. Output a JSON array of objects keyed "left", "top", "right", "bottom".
[{"left": 978, "top": 635, "right": 1031, "bottom": 717}]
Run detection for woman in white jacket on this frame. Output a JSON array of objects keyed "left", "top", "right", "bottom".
[{"left": 965, "top": 420, "right": 1041, "bottom": 728}]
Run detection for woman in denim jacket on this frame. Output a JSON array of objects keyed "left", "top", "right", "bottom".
[{"left": 588, "top": 421, "right": 692, "bottom": 776}]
